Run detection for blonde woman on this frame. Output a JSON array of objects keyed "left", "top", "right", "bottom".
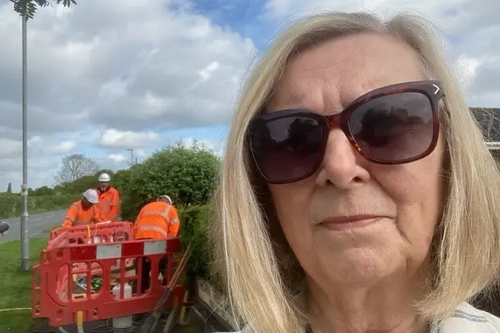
[{"left": 212, "top": 11, "right": 500, "bottom": 333}]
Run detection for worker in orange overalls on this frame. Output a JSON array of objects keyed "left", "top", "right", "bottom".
[
  {"left": 133, "top": 195, "right": 180, "bottom": 292},
  {"left": 134, "top": 195, "right": 180, "bottom": 239},
  {"left": 96, "top": 173, "right": 121, "bottom": 222},
  {"left": 62, "top": 189, "right": 100, "bottom": 228}
]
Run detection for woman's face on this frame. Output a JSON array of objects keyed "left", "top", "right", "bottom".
[{"left": 267, "top": 33, "right": 444, "bottom": 286}]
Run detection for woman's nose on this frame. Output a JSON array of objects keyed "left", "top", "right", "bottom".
[{"left": 315, "top": 129, "right": 370, "bottom": 188}]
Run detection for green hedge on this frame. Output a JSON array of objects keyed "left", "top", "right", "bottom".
[
  {"left": 179, "top": 204, "right": 211, "bottom": 282},
  {"left": 118, "top": 144, "right": 220, "bottom": 286},
  {"left": 0, "top": 193, "right": 81, "bottom": 219},
  {"left": 120, "top": 144, "right": 220, "bottom": 221}
]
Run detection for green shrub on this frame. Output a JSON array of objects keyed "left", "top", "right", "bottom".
[
  {"left": 179, "top": 204, "right": 211, "bottom": 282},
  {"left": 113, "top": 168, "right": 134, "bottom": 194},
  {"left": 0, "top": 193, "right": 21, "bottom": 218},
  {"left": 121, "top": 142, "right": 220, "bottom": 221},
  {"left": 117, "top": 142, "right": 220, "bottom": 286},
  {"left": 30, "top": 186, "right": 53, "bottom": 196}
]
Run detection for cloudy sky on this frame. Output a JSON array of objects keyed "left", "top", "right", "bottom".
[{"left": 0, "top": 0, "right": 498, "bottom": 191}]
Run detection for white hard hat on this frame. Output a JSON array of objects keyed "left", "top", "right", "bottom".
[
  {"left": 83, "top": 189, "right": 99, "bottom": 204},
  {"left": 159, "top": 195, "right": 172, "bottom": 204},
  {"left": 98, "top": 173, "right": 111, "bottom": 182}
]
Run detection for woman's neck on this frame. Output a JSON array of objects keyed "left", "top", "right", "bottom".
[{"left": 305, "top": 273, "right": 431, "bottom": 333}]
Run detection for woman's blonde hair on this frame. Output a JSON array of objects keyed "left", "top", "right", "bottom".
[{"left": 211, "top": 11, "right": 500, "bottom": 333}]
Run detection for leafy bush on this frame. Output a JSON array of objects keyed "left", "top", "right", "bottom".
[
  {"left": 29, "top": 186, "right": 54, "bottom": 196},
  {"left": 117, "top": 142, "right": 220, "bottom": 285},
  {"left": 179, "top": 204, "right": 212, "bottom": 283},
  {"left": 121, "top": 142, "right": 220, "bottom": 221},
  {"left": 112, "top": 168, "right": 135, "bottom": 193},
  {"left": 0, "top": 193, "right": 22, "bottom": 218}
]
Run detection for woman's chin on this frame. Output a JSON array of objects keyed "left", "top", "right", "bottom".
[{"left": 314, "top": 249, "right": 402, "bottom": 286}]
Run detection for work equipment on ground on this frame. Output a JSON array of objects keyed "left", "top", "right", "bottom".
[
  {"left": 32, "top": 222, "right": 193, "bottom": 333},
  {"left": 137, "top": 244, "right": 191, "bottom": 333}
]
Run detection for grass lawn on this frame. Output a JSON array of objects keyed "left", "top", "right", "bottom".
[{"left": 0, "top": 237, "right": 47, "bottom": 332}]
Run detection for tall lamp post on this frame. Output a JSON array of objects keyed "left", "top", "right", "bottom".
[
  {"left": 126, "top": 148, "right": 134, "bottom": 165},
  {"left": 20, "top": 15, "right": 30, "bottom": 272}
]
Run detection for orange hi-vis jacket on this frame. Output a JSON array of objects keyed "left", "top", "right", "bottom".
[
  {"left": 96, "top": 186, "right": 120, "bottom": 221},
  {"left": 133, "top": 201, "right": 180, "bottom": 240},
  {"left": 62, "top": 200, "right": 99, "bottom": 228}
]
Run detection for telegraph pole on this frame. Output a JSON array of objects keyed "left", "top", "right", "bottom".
[
  {"left": 20, "top": 14, "right": 30, "bottom": 272},
  {"left": 126, "top": 148, "right": 134, "bottom": 165}
]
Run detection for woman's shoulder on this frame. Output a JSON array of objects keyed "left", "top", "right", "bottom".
[{"left": 440, "top": 302, "right": 500, "bottom": 332}]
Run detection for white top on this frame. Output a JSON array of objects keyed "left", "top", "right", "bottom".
[{"left": 217, "top": 302, "right": 500, "bottom": 333}]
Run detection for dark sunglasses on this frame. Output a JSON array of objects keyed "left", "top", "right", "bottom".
[{"left": 247, "top": 80, "right": 444, "bottom": 184}]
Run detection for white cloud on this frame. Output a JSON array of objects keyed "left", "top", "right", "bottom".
[
  {"left": 96, "top": 147, "right": 151, "bottom": 172},
  {"left": 0, "top": 136, "right": 76, "bottom": 160},
  {"left": 99, "top": 129, "right": 161, "bottom": 148},
  {"left": 199, "top": 61, "right": 221, "bottom": 81},
  {"left": 50, "top": 140, "right": 78, "bottom": 154},
  {"left": 0, "top": 0, "right": 258, "bottom": 190},
  {"left": 108, "top": 154, "right": 127, "bottom": 163},
  {"left": 179, "top": 137, "right": 225, "bottom": 156},
  {"left": 453, "top": 54, "right": 481, "bottom": 91},
  {"left": 0, "top": 0, "right": 256, "bottom": 132},
  {"left": 0, "top": 138, "right": 22, "bottom": 158},
  {"left": 0, "top": 135, "right": 81, "bottom": 190},
  {"left": 262, "top": 0, "right": 500, "bottom": 108}
]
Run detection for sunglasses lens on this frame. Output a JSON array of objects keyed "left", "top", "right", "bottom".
[
  {"left": 250, "top": 115, "right": 326, "bottom": 183},
  {"left": 349, "top": 92, "right": 435, "bottom": 163}
]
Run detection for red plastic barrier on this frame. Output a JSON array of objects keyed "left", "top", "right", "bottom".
[
  {"left": 32, "top": 223, "right": 186, "bottom": 327},
  {"left": 49, "top": 221, "right": 134, "bottom": 243},
  {"left": 49, "top": 222, "right": 136, "bottom": 280}
]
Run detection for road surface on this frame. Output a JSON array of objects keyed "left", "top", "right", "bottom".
[{"left": 0, "top": 209, "right": 66, "bottom": 243}]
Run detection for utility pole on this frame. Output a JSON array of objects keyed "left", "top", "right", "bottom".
[
  {"left": 20, "top": 15, "right": 30, "bottom": 272},
  {"left": 126, "top": 148, "right": 134, "bottom": 165}
]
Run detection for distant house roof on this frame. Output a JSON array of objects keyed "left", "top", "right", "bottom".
[{"left": 470, "top": 107, "right": 500, "bottom": 145}]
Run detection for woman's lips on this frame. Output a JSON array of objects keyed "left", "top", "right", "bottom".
[{"left": 319, "top": 215, "right": 384, "bottom": 231}]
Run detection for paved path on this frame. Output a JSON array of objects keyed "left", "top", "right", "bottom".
[{"left": 0, "top": 209, "right": 66, "bottom": 243}]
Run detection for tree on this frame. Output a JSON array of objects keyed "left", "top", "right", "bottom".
[
  {"left": 121, "top": 142, "right": 221, "bottom": 220},
  {"left": 53, "top": 169, "right": 119, "bottom": 194},
  {"left": 112, "top": 168, "right": 133, "bottom": 193},
  {"left": 10, "top": 0, "right": 77, "bottom": 20},
  {"left": 6, "top": 183, "right": 12, "bottom": 194},
  {"left": 32, "top": 185, "right": 53, "bottom": 196},
  {"left": 54, "top": 154, "right": 100, "bottom": 185}
]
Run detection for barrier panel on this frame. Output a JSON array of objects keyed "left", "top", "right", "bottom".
[
  {"left": 32, "top": 223, "right": 186, "bottom": 327},
  {"left": 49, "top": 221, "right": 134, "bottom": 243},
  {"left": 48, "top": 222, "right": 136, "bottom": 283}
]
